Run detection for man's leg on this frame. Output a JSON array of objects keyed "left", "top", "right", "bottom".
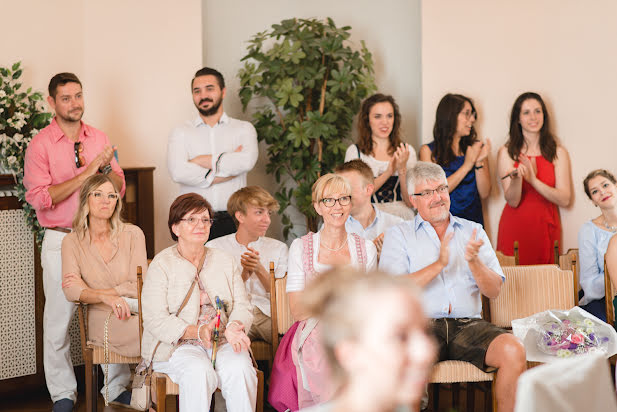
[
  {"left": 41, "top": 229, "right": 77, "bottom": 404},
  {"left": 247, "top": 306, "right": 272, "bottom": 344},
  {"left": 485, "top": 333, "right": 526, "bottom": 412},
  {"left": 100, "top": 363, "right": 131, "bottom": 402}
]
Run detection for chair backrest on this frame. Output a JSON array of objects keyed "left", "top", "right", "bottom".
[
  {"left": 604, "top": 256, "right": 616, "bottom": 327},
  {"left": 274, "top": 276, "right": 295, "bottom": 336},
  {"left": 489, "top": 265, "right": 576, "bottom": 328},
  {"left": 558, "top": 248, "right": 579, "bottom": 303},
  {"left": 496, "top": 240, "right": 519, "bottom": 266}
]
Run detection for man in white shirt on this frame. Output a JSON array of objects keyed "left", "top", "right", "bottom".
[
  {"left": 206, "top": 186, "right": 288, "bottom": 342},
  {"left": 335, "top": 159, "right": 403, "bottom": 257},
  {"left": 167, "top": 67, "right": 258, "bottom": 239}
]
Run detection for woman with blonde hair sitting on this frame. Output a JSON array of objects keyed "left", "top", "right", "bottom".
[
  {"left": 299, "top": 268, "right": 436, "bottom": 412},
  {"left": 141, "top": 193, "right": 257, "bottom": 412},
  {"left": 281, "top": 173, "right": 377, "bottom": 409},
  {"left": 61, "top": 174, "right": 147, "bottom": 407}
]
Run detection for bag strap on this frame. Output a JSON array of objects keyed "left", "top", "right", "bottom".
[
  {"left": 356, "top": 144, "right": 361, "bottom": 159},
  {"left": 146, "top": 248, "right": 207, "bottom": 368}
]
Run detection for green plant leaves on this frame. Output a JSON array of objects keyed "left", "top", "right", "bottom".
[{"left": 238, "top": 18, "right": 376, "bottom": 238}]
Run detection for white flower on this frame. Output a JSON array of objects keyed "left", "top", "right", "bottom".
[
  {"left": 13, "top": 133, "right": 23, "bottom": 142},
  {"left": 7, "top": 155, "right": 16, "bottom": 165},
  {"left": 0, "top": 90, "right": 6, "bottom": 98}
]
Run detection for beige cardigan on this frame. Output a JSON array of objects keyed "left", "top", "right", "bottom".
[{"left": 141, "top": 245, "right": 253, "bottom": 362}]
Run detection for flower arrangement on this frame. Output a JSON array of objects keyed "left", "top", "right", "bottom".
[
  {"left": 0, "top": 62, "right": 53, "bottom": 246},
  {"left": 537, "top": 311, "right": 611, "bottom": 358}
]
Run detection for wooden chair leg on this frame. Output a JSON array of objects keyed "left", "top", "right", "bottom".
[
  {"left": 452, "top": 382, "right": 460, "bottom": 409},
  {"left": 91, "top": 361, "right": 98, "bottom": 412},
  {"left": 256, "top": 369, "right": 264, "bottom": 412},
  {"left": 84, "top": 348, "right": 95, "bottom": 412},
  {"left": 466, "top": 382, "right": 475, "bottom": 412},
  {"left": 156, "top": 376, "right": 167, "bottom": 412},
  {"left": 491, "top": 379, "right": 497, "bottom": 412},
  {"left": 432, "top": 383, "right": 440, "bottom": 412}
]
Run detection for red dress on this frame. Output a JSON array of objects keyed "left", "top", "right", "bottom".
[{"left": 497, "top": 155, "right": 561, "bottom": 264}]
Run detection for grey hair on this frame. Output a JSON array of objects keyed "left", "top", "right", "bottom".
[{"left": 406, "top": 161, "right": 447, "bottom": 194}]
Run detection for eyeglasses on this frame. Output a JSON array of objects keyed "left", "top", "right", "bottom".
[
  {"left": 181, "top": 217, "right": 215, "bottom": 226},
  {"left": 460, "top": 110, "right": 477, "bottom": 120},
  {"left": 89, "top": 191, "right": 119, "bottom": 201},
  {"left": 413, "top": 185, "right": 449, "bottom": 198},
  {"left": 320, "top": 196, "right": 352, "bottom": 207},
  {"left": 74, "top": 141, "right": 85, "bottom": 168}
]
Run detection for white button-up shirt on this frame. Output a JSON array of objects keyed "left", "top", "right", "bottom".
[
  {"left": 379, "top": 214, "right": 504, "bottom": 319},
  {"left": 206, "top": 234, "right": 288, "bottom": 317},
  {"left": 345, "top": 205, "right": 404, "bottom": 241},
  {"left": 167, "top": 113, "right": 258, "bottom": 211}
]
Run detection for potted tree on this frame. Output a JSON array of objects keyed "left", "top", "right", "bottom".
[{"left": 238, "top": 17, "right": 376, "bottom": 237}]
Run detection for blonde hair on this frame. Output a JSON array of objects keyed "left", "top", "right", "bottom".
[
  {"left": 311, "top": 173, "right": 351, "bottom": 203},
  {"left": 72, "top": 174, "right": 123, "bottom": 239},
  {"left": 227, "top": 186, "right": 280, "bottom": 225},
  {"left": 301, "top": 268, "right": 422, "bottom": 386}
]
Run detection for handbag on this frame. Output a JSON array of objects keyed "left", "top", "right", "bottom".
[{"left": 130, "top": 249, "right": 207, "bottom": 411}]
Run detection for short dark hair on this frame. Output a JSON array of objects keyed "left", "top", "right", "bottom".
[
  {"left": 583, "top": 169, "right": 617, "bottom": 200},
  {"left": 191, "top": 67, "right": 225, "bottom": 90},
  {"left": 168, "top": 193, "right": 214, "bottom": 241},
  {"left": 48, "top": 72, "right": 82, "bottom": 99}
]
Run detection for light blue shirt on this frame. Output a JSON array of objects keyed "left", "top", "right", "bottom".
[
  {"left": 578, "top": 221, "right": 615, "bottom": 305},
  {"left": 345, "top": 205, "right": 403, "bottom": 241},
  {"left": 379, "top": 213, "right": 504, "bottom": 319}
]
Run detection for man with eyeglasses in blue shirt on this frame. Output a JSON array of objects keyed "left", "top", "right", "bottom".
[{"left": 379, "top": 161, "right": 525, "bottom": 412}]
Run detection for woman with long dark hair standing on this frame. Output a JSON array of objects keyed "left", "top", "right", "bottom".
[
  {"left": 345, "top": 93, "right": 416, "bottom": 219},
  {"left": 419, "top": 93, "right": 491, "bottom": 225},
  {"left": 496, "top": 92, "right": 572, "bottom": 264}
]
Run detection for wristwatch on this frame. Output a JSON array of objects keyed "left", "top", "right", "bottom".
[{"left": 99, "top": 164, "right": 112, "bottom": 175}]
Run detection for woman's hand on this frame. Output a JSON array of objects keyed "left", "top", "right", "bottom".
[
  {"left": 476, "top": 138, "right": 491, "bottom": 163},
  {"left": 394, "top": 143, "right": 410, "bottom": 174},
  {"left": 224, "top": 321, "right": 251, "bottom": 353},
  {"left": 387, "top": 155, "right": 398, "bottom": 175},
  {"left": 100, "top": 294, "right": 131, "bottom": 320},
  {"left": 518, "top": 155, "right": 537, "bottom": 184},
  {"left": 198, "top": 321, "right": 216, "bottom": 349},
  {"left": 62, "top": 273, "right": 88, "bottom": 291},
  {"left": 464, "top": 140, "right": 483, "bottom": 168}
]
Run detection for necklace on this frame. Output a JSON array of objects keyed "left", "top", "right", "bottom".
[
  {"left": 603, "top": 217, "right": 617, "bottom": 232},
  {"left": 320, "top": 235, "right": 348, "bottom": 252}
]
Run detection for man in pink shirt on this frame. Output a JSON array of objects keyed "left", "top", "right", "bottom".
[{"left": 23, "top": 72, "right": 125, "bottom": 412}]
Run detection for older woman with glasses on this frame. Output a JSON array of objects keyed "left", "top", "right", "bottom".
[
  {"left": 61, "top": 174, "right": 147, "bottom": 407},
  {"left": 270, "top": 174, "right": 377, "bottom": 410},
  {"left": 141, "top": 193, "right": 257, "bottom": 412}
]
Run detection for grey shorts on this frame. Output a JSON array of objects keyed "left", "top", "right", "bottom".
[{"left": 429, "top": 318, "right": 507, "bottom": 373}]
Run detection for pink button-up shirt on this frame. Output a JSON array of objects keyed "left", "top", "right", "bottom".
[{"left": 23, "top": 118, "right": 126, "bottom": 228}]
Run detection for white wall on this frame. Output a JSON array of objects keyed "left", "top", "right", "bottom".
[
  {"left": 1, "top": 0, "right": 203, "bottom": 252},
  {"left": 202, "top": 0, "right": 422, "bottom": 240},
  {"left": 422, "top": 0, "right": 617, "bottom": 250}
]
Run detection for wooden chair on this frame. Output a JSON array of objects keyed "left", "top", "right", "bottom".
[
  {"left": 604, "top": 256, "right": 616, "bottom": 327},
  {"left": 429, "top": 264, "right": 576, "bottom": 412},
  {"left": 137, "top": 267, "right": 266, "bottom": 412},
  {"left": 558, "top": 248, "right": 579, "bottom": 305},
  {"left": 495, "top": 241, "right": 519, "bottom": 266},
  {"left": 77, "top": 293, "right": 141, "bottom": 411},
  {"left": 250, "top": 262, "right": 281, "bottom": 370},
  {"left": 272, "top": 273, "right": 295, "bottom": 354}
]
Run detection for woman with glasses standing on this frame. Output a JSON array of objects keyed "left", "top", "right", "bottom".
[
  {"left": 140, "top": 193, "right": 257, "bottom": 412},
  {"left": 419, "top": 93, "right": 491, "bottom": 225},
  {"left": 61, "top": 174, "right": 147, "bottom": 407},
  {"left": 496, "top": 92, "right": 572, "bottom": 264},
  {"left": 269, "top": 174, "right": 377, "bottom": 411}
]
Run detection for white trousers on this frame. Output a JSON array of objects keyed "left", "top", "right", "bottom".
[
  {"left": 101, "top": 363, "right": 131, "bottom": 402},
  {"left": 153, "top": 344, "right": 257, "bottom": 412},
  {"left": 42, "top": 229, "right": 77, "bottom": 403}
]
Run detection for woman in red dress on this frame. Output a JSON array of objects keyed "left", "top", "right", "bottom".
[{"left": 497, "top": 92, "right": 572, "bottom": 264}]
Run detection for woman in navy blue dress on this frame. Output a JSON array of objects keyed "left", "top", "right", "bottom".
[{"left": 419, "top": 94, "right": 491, "bottom": 225}]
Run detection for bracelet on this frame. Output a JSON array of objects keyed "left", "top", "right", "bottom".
[
  {"left": 227, "top": 320, "right": 242, "bottom": 329},
  {"left": 197, "top": 324, "right": 203, "bottom": 343},
  {"left": 99, "top": 164, "right": 112, "bottom": 174},
  {"left": 474, "top": 165, "right": 484, "bottom": 170}
]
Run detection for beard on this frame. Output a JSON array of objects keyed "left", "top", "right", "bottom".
[
  {"left": 196, "top": 96, "right": 223, "bottom": 117},
  {"left": 58, "top": 107, "right": 84, "bottom": 123}
]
